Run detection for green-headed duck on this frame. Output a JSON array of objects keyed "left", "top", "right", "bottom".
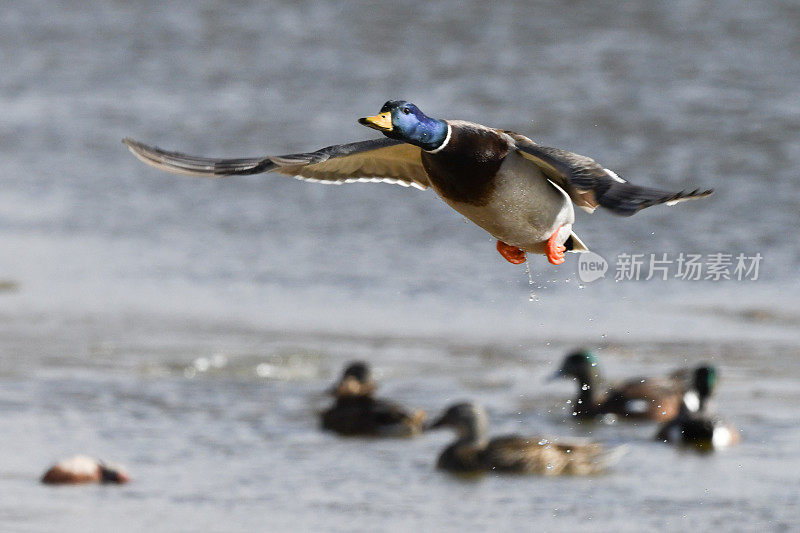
[
  {"left": 125, "top": 101, "right": 710, "bottom": 270},
  {"left": 552, "top": 350, "right": 712, "bottom": 422}
]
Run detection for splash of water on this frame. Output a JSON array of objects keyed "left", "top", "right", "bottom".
[{"left": 525, "top": 259, "right": 537, "bottom": 301}]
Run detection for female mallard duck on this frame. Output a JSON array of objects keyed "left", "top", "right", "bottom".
[
  {"left": 551, "top": 350, "right": 712, "bottom": 422},
  {"left": 41, "top": 456, "right": 130, "bottom": 485},
  {"left": 124, "top": 101, "right": 711, "bottom": 266},
  {"left": 321, "top": 361, "right": 425, "bottom": 437},
  {"left": 428, "top": 402, "right": 623, "bottom": 475},
  {"left": 655, "top": 366, "right": 740, "bottom": 451}
]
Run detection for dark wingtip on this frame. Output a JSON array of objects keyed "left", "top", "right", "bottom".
[
  {"left": 670, "top": 188, "right": 715, "bottom": 203},
  {"left": 686, "top": 188, "right": 714, "bottom": 198},
  {"left": 122, "top": 137, "right": 144, "bottom": 152},
  {"left": 603, "top": 182, "right": 715, "bottom": 216}
]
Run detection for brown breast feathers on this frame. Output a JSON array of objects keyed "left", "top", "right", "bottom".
[{"left": 421, "top": 124, "right": 509, "bottom": 206}]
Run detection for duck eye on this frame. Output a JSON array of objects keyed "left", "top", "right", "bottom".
[{"left": 402, "top": 107, "right": 410, "bottom": 115}]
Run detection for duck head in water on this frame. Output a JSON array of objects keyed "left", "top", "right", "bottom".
[{"left": 329, "top": 361, "right": 376, "bottom": 397}]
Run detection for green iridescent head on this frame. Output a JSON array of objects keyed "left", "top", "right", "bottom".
[
  {"left": 556, "top": 349, "right": 600, "bottom": 382},
  {"left": 694, "top": 364, "right": 718, "bottom": 398}
]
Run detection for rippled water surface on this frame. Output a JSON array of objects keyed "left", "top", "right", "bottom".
[{"left": 1, "top": 1, "right": 799, "bottom": 531}]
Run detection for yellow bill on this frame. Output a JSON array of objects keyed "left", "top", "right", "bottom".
[{"left": 358, "top": 112, "right": 393, "bottom": 132}]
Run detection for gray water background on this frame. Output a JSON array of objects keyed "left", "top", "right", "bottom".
[{"left": 1, "top": 1, "right": 799, "bottom": 531}]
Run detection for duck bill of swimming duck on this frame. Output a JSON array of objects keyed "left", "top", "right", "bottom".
[
  {"left": 426, "top": 414, "right": 448, "bottom": 430},
  {"left": 358, "top": 112, "right": 393, "bottom": 132},
  {"left": 328, "top": 375, "right": 375, "bottom": 397}
]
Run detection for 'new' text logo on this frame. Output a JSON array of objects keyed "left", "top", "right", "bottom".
[{"left": 577, "top": 252, "right": 608, "bottom": 283}]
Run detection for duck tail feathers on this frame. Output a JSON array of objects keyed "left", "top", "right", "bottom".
[
  {"left": 565, "top": 232, "right": 589, "bottom": 253},
  {"left": 594, "top": 444, "right": 628, "bottom": 471}
]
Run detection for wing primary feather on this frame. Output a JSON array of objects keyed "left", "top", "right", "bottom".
[
  {"left": 123, "top": 138, "right": 274, "bottom": 177},
  {"left": 600, "top": 184, "right": 714, "bottom": 216},
  {"left": 510, "top": 133, "right": 713, "bottom": 216},
  {"left": 124, "top": 137, "right": 430, "bottom": 189}
]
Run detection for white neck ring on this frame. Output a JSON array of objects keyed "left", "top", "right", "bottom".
[{"left": 424, "top": 124, "right": 452, "bottom": 154}]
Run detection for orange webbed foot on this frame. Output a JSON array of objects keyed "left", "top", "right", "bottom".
[
  {"left": 496, "top": 240, "right": 527, "bottom": 264},
  {"left": 546, "top": 226, "right": 566, "bottom": 265}
]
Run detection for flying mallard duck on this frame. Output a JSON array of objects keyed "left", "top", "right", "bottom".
[
  {"left": 550, "top": 350, "right": 713, "bottom": 422},
  {"left": 124, "top": 101, "right": 712, "bottom": 266},
  {"left": 428, "top": 402, "right": 624, "bottom": 475},
  {"left": 321, "top": 361, "right": 425, "bottom": 437}
]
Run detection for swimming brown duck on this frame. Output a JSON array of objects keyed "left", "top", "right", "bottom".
[
  {"left": 321, "top": 361, "right": 425, "bottom": 437},
  {"left": 428, "top": 402, "right": 624, "bottom": 475},
  {"left": 124, "top": 100, "right": 711, "bottom": 268},
  {"left": 551, "top": 350, "right": 709, "bottom": 422},
  {"left": 41, "top": 456, "right": 130, "bottom": 485}
]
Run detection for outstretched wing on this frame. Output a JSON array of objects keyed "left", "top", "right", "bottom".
[
  {"left": 506, "top": 132, "right": 713, "bottom": 216},
  {"left": 123, "top": 137, "right": 430, "bottom": 190}
]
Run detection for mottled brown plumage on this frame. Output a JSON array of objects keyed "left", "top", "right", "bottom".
[{"left": 429, "top": 402, "right": 623, "bottom": 475}]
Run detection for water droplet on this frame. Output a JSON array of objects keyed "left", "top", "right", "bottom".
[
  {"left": 581, "top": 383, "right": 591, "bottom": 391},
  {"left": 546, "top": 463, "right": 553, "bottom": 470},
  {"left": 578, "top": 283, "right": 585, "bottom": 289},
  {"left": 523, "top": 261, "right": 538, "bottom": 301},
  {"left": 538, "top": 439, "right": 548, "bottom": 446}
]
